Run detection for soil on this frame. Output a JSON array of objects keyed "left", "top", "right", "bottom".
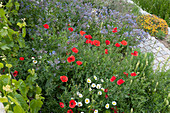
[{"left": 156, "top": 34, "right": 170, "bottom": 50}]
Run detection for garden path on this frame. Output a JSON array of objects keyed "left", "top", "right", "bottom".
[{"left": 124, "top": 0, "right": 170, "bottom": 72}]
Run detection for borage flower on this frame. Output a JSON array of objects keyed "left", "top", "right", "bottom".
[
  {"left": 69, "top": 100, "right": 76, "bottom": 108},
  {"left": 67, "top": 55, "right": 75, "bottom": 63}
]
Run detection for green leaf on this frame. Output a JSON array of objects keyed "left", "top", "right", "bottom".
[
  {"left": 5, "top": 64, "right": 12, "bottom": 68},
  {"left": 13, "top": 105, "right": 25, "bottom": 113},
  {"left": 14, "top": 94, "right": 29, "bottom": 111},
  {"left": 7, "top": 111, "right": 14, "bottom": 113},
  {"left": 0, "top": 97, "right": 8, "bottom": 103},
  {"left": 0, "top": 63, "right": 4, "bottom": 69},
  {"left": 17, "top": 37, "right": 25, "bottom": 48},
  {"left": 0, "top": 75, "right": 10, "bottom": 92},
  {"left": 8, "top": 96, "right": 20, "bottom": 106},
  {"left": 22, "top": 27, "right": 26, "bottom": 37},
  {"left": 18, "top": 80, "right": 29, "bottom": 99},
  {"left": 0, "top": 29, "right": 8, "bottom": 37},
  {"left": 30, "top": 99, "right": 43, "bottom": 113},
  {"left": 17, "top": 22, "right": 22, "bottom": 28},
  {"left": 15, "top": 1, "right": 20, "bottom": 10}
]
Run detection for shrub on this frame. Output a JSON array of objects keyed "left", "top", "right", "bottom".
[{"left": 136, "top": 14, "right": 168, "bottom": 39}]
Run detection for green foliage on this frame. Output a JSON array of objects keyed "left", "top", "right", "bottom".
[
  {"left": 0, "top": 55, "right": 44, "bottom": 113},
  {"left": 132, "top": 0, "right": 170, "bottom": 26},
  {"left": 155, "top": 30, "right": 166, "bottom": 40},
  {"left": 0, "top": 0, "right": 26, "bottom": 56}
]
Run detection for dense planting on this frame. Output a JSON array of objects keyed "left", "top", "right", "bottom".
[{"left": 0, "top": 0, "right": 169, "bottom": 113}]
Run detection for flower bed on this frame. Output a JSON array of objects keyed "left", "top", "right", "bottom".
[{"left": 0, "top": 0, "right": 169, "bottom": 113}]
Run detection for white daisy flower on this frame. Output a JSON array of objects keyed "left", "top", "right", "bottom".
[
  {"left": 105, "top": 103, "right": 109, "bottom": 109},
  {"left": 101, "top": 79, "right": 104, "bottom": 82},
  {"left": 79, "top": 93, "right": 83, "bottom": 98},
  {"left": 85, "top": 98, "right": 90, "bottom": 104},
  {"left": 101, "top": 88, "right": 104, "bottom": 91},
  {"left": 112, "top": 101, "right": 117, "bottom": 105},
  {"left": 31, "top": 57, "right": 35, "bottom": 59},
  {"left": 98, "top": 91, "right": 102, "bottom": 95},
  {"left": 96, "top": 84, "right": 101, "bottom": 89},
  {"left": 94, "top": 75, "right": 97, "bottom": 80},
  {"left": 33, "top": 60, "right": 37, "bottom": 64},
  {"left": 87, "top": 78, "right": 91, "bottom": 83},
  {"left": 78, "top": 102, "right": 83, "bottom": 107},
  {"left": 94, "top": 110, "right": 98, "bottom": 113},
  {"left": 38, "top": 56, "right": 42, "bottom": 59},
  {"left": 77, "top": 91, "right": 80, "bottom": 95},
  {"left": 89, "top": 88, "right": 92, "bottom": 91},
  {"left": 81, "top": 112, "right": 84, "bottom": 113},
  {"left": 71, "top": 97, "right": 74, "bottom": 100},
  {"left": 91, "top": 83, "right": 96, "bottom": 88}
]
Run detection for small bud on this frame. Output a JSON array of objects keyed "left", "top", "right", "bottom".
[
  {"left": 131, "top": 108, "right": 133, "bottom": 113},
  {"left": 154, "top": 88, "right": 156, "bottom": 92}
]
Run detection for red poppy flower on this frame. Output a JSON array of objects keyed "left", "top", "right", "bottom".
[
  {"left": 85, "top": 40, "right": 92, "bottom": 44},
  {"left": 105, "top": 94, "right": 108, "bottom": 99},
  {"left": 60, "top": 76, "right": 68, "bottom": 82},
  {"left": 105, "top": 40, "right": 110, "bottom": 45},
  {"left": 43, "top": 24, "right": 49, "bottom": 29},
  {"left": 90, "top": 41, "right": 93, "bottom": 45},
  {"left": 123, "top": 72, "right": 128, "bottom": 77},
  {"left": 112, "top": 27, "right": 117, "bottom": 33},
  {"left": 13, "top": 70, "right": 18, "bottom": 77},
  {"left": 80, "top": 31, "right": 86, "bottom": 36},
  {"left": 67, "top": 109, "right": 73, "bottom": 113},
  {"left": 76, "top": 61, "right": 82, "bottom": 65},
  {"left": 104, "top": 89, "right": 108, "bottom": 93},
  {"left": 71, "top": 47, "right": 78, "bottom": 53},
  {"left": 68, "top": 27, "right": 74, "bottom": 32},
  {"left": 115, "top": 43, "right": 120, "bottom": 47},
  {"left": 59, "top": 102, "right": 64, "bottom": 108},
  {"left": 120, "top": 40, "right": 127, "bottom": 46},
  {"left": 105, "top": 49, "right": 108, "bottom": 54},
  {"left": 117, "top": 79, "right": 125, "bottom": 85},
  {"left": 131, "top": 72, "right": 137, "bottom": 76},
  {"left": 85, "top": 35, "right": 92, "bottom": 39},
  {"left": 93, "top": 40, "right": 100, "bottom": 46},
  {"left": 68, "top": 24, "right": 70, "bottom": 26},
  {"left": 110, "top": 76, "right": 116, "bottom": 82},
  {"left": 67, "top": 55, "right": 75, "bottom": 63},
  {"left": 19, "top": 57, "right": 24, "bottom": 61},
  {"left": 131, "top": 51, "right": 138, "bottom": 56},
  {"left": 69, "top": 100, "right": 76, "bottom": 108}
]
